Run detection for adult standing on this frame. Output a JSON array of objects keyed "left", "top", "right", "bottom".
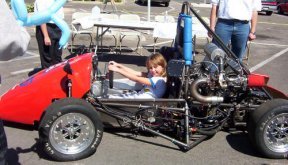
[
  {"left": 34, "top": 0, "right": 64, "bottom": 69},
  {"left": 209, "top": 0, "right": 262, "bottom": 61},
  {"left": 0, "top": 1, "right": 30, "bottom": 164}
]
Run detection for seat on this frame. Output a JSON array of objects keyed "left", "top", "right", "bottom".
[
  {"left": 119, "top": 14, "right": 145, "bottom": 55},
  {"left": 97, "top": 13, "right": 120, "bottom": 51},
  {"left": 91, "top": 6, "right": 101, "bottom": 18},
  {"left": 153, "top": 15, "right": 176, "bottom": 53},
  {"left": 70, "top": 12, "right": 94, "bottom": 52}
]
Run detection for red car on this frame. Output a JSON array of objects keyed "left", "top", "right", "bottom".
[
  {"left": 261, "top": 0, "right": 278, "bottom": 15},
  {"left": 277, "top": 0, "right": 288, "bottom": 14},
  {"left": 1, "top": 2, "right": 288, "bottom": 162}
]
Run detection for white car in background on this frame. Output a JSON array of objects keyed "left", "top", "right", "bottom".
[
  {"left": 138, "top": 0, "right": 171, "bottom": 7},
  {"left": 261, "top": 0, "right": 278, "bottom": 15}
]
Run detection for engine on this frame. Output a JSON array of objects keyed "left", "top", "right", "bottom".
[
  {"left": 189, "top": 43, "right": 249, "bottom": 104},
  {"left": 183, "top": 43, "right": 270, "bottom": 132}
]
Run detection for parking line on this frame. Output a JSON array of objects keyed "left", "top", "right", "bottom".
[
  {"left": 251, "top": 42, "right": 288, "bottom": 47},
  {"left": 258, "top": 21, "right": 288, "bottom": 26},
  {"left": 11, "top": 68, "right": 34, "bottom": 75},
  {"left": 250, "top": 47, "right": 288, "bottom": 72}
]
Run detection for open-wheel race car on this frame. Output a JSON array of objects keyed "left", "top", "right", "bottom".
[{"left": 1, "top": 1, "right": 288, "bottom": 161}]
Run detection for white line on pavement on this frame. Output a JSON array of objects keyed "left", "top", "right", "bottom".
[
  {"left": 11, "top": 68, "right": 34, "bottom": 75},
  {"left": 250, "top": 47, "right": 288, "bottom": 72},
  {"left": 251, "top": 42, "right": 288, "bottom": 47}
]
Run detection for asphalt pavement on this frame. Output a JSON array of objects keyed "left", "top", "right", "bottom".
[{"left": 1, "top": 0, "right": 288, "bottom": 164}]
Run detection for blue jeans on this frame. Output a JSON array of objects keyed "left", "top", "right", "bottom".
[{"left": 213, "top": 19, "right": 250, "bottom": 61}]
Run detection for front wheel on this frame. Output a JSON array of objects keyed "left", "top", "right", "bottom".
[
  {"left": 39, "top": 98, "right": 103, "bottom": 161},
  {"left": 248, "top": 99, "right": 288, "bottom": 159},
  {"left": 266, "top": 11, "right": 273, "bottom": 15},
  {"left": 164, "top": 2, "right": 169, "bottom": 7},
  {"left": 278, "top": 7, "right": 284, "bottom": 14}
]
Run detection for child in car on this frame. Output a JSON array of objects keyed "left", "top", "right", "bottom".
[{"left": 94, "top": 53, "right": 167, "bottom": 99}]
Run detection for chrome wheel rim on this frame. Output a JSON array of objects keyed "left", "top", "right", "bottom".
[
  {"left": 49, "top": 113, "right": 95, "bottom": 155},
  {"left": 264, "top": 113, "right": 288, "bottom": 153}
]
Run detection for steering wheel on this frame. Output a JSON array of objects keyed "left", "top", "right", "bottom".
[
  {"left": 103, "top": 63, "right": 113, "bottom": 88},
  {"left": 109, "top": 70, "right": 114, "bottom": 89}
]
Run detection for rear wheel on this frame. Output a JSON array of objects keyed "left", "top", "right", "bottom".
[
  {"left": 248, "top": 99, "right": 288, "bottom": 159},
  {"left": 266, "top": 11, "right": 273, "bottom": 15},
  {"left": 39, "top": 98, "right": 103, "bottom": 161},
  {"left": 278, "top": 7, "right": 284, "bottom": 14},
  {"left": 164, "top": 2, "right": 169, "bottom": 7},
  {"left": 141, "top": 0, "right": 147, "bottom": 5}
]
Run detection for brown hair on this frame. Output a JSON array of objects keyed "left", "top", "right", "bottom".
[{"left": 146, "top": 53, "right": 167, "bottom": 77}]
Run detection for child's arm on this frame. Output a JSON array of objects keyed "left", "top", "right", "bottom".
[
  {"left": 109, "top": 64, "right": 151, "bottom": 86},
  {"left": 109, "top": 61, "right": 146, "bottom": 77}
]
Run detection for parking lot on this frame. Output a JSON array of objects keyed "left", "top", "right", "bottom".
[{"left": 0, "top": 0, "right": 288, "bottom": 164}]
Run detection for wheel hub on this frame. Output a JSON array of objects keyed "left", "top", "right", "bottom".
[
  {"left": 264, "top": 113, "right": 288, "bottom": 153},
  {"left": 49, "top": 113, "right": 95, "bottom": 155}
]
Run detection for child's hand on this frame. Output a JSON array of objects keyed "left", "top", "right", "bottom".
[
  {"left": 108, "top": 64, "right": 118, "bottom": 72},
  {"left": 109, "top": 61, "right": 118, "bottom": 66}
]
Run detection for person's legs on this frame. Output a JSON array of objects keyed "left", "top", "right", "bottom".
[
  {"left": 231, "top": 22, "right": 250, "bottom": 60},
  {"left": 0, "top": 120, "right": 7, "bottom": 165},
  {"left": 36, "top": 26, "right": 52, "bottom": 69},
  {"left": 113, "top": 78, "right": 143, "bottom": 91},
  {"left": 48, "top": 25, "right": 62, "bottom": 66},
  {"left": 50, "top": 39, "right": 62, "bottom": 66},
  {"left": 213, "top": 20, "right": 233, "bottom": 47}
]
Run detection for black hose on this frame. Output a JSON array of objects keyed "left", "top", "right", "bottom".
[{"left": 196, "top": 127, "right": 220, "bottom": 136}]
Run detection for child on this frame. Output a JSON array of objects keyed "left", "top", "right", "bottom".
[{"left": 103, "top": 53, "right": 167, "bottom": 99}]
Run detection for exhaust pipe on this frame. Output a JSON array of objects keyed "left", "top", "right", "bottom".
[{"left": 190, "top": 78, "right": 224, "bottom": 103}]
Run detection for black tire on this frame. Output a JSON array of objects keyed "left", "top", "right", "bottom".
[
  {"left": 278, "top": 7, "right": 284, "bottom": 14},
  {"left": 266, "top": 11, "right": 273, "bottom": 15},
  {"left": 164, "top": 2, "right": 169, "bottom": 7},
  {"left": 141, "top": 0, "right": 147, "bottom": 5},
  {"left": 248, "top": 99, "right": 288, "bottom": 159},
  {"left": 39, "top": 98, "right": 103, "bottom": 161}
]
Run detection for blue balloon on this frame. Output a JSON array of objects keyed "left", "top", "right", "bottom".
[
  {"left": 11, "top": 0, "right": 27, "bottom": 25},
  {"left": 11, "top": 0, "right": 71, "bottom": 49},
  {"left": 52, "top": 15, "right": 71, "bottom": 49}
]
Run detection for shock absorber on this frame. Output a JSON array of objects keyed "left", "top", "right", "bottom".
[{"left": 67, "top": 79, "right": 72, "bottom": 97}]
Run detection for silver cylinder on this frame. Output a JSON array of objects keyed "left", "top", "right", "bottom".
[
  {"left": 204, "top": 43, "right": 226, "bottom": 61},
  {"left": 190, "top": 78, "right": 224, "bottom": 103}
]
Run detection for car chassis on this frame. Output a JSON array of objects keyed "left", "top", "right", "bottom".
[{"left": 0, "top": 2, "right": 288, "bottom": 161}]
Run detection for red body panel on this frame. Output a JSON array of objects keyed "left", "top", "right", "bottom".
[
  {"left": 248, "top": 73, "right": 269, "bottom": 87},
  {"left": 0, "top": 53, "right": 93, "bottom": 125},
  {"left": 264, "top": 85, "right": 288, "bottom": 99},
  {"left": 248, "top": 73, "right": 287, "bottom": 99}
]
